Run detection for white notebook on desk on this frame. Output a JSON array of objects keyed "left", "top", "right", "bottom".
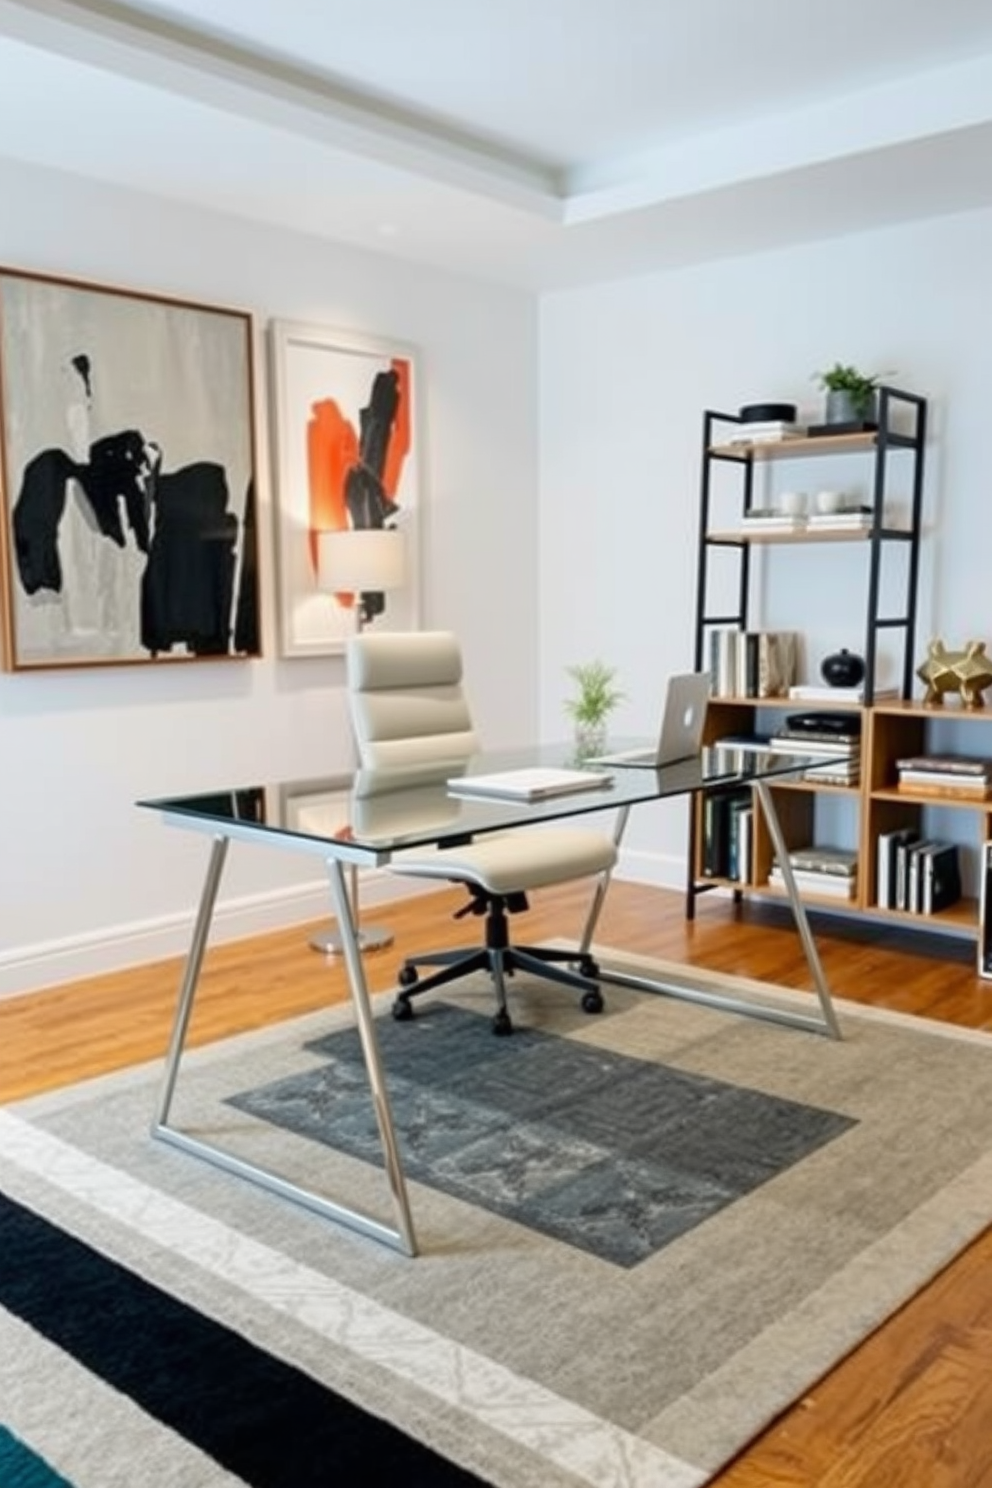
[{"left": 447, "top": 766, "right": 614, "bottom": 802}]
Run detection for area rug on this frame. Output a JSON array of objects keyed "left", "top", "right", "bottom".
[{"left": 5, "top": 950, "right": 992, "bottom": 1488}]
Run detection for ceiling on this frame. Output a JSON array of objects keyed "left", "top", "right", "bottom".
[{"left": 3, "top": 0, "right": 992, "bottom": 290}]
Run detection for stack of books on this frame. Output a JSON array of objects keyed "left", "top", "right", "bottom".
[
  {"left": 740, "top": 506, "right": 808, "bottom": 533},
  {"left": 788, "top": 682, "right": 898, "bottom": 704},
  {"left": 768, "top": 846, "right": 857, "bottom": 900},
  {"left": 895, "top": 755, "right": 992, "bottom": 799},
  {"left": 802, "top": 754, "right": 860, "bottom": 787},
  {"left": 876, "top": 830, "right": 962, "bottom": 913},
  {"left": 806, "top": 505, "right": 874, "bottom": 533},
  {"left": 725, "top": 421, "right": 805, "bottom": 446},
  {"left": 708, "top": 629, "right": 798, "bottom": 699},
  {"left": 767, "top": 712, "right": 861, "bottom": 759}
]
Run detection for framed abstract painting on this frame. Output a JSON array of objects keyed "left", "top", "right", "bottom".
[
  {"left": 269, "top": 320, "right": 420, "bottom": 658},
  {"left": 0, "top": 266, "right": 260, "bottom": 670}
]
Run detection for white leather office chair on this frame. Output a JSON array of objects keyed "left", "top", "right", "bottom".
[{"left": 346, "top": 631, "right": 620, "bottom": 1034}]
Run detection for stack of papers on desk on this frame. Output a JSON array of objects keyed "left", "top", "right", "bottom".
[{"left": 447, "top": 767, "right": 614, "bottom": 801}]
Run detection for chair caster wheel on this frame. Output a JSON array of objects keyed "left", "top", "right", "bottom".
[
  {"left": 398, "top": 965, "right": 419, "bottom": 988},
  {"left": 581, "top": 989, "right": 604, "bottom": 1015},
  {"left": 578, "top": 956, "right": 599, "bottom": 979},
  {"left": 392, "top": 997, "right": 414, "bottom": 1022},
  {"left": 492, "top": 1010, "right": 513, "bottom": 1036}
]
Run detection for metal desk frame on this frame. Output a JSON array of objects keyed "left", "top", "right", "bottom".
[{"left": 145, "top": 756, "right": 841, "bottom": 1259}]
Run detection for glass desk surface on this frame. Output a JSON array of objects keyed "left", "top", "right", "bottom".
[{"left": 138, "top": 744, "right": 828, "bottom": 859}]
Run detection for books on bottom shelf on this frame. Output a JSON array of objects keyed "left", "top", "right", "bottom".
[
  {"left": 979, "top": 844, "right": 992, "bottom": 979},
  {"left": 768, "top": 845, "right": 857, "bottom": 900},
  {"left": 876, "top": 830, "right": 962, "bottom": 913},
  {"left": 767, "top": 867, "right": 856, "bottom": 899},
  {"left": 700, "top": 788, "right": 753, "bottom": 883}
]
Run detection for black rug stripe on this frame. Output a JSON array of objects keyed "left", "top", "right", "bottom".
[{"left": 0, "top": 1192, "right": 493, "bottom": 1487}]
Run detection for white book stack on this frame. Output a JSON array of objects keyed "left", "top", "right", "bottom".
[
  {"left": 741, "top": 510, "right": 808, "bottom": 531},
  {"left": 806, "top": 511, "right": 874, "bottom": 532},
  {"left": 726, "top": 421, "right": 805, "bottom": 446},
  {"left": 788, "top": 683, "right": 898, "bottom": 704},
  {"left": 768, "top": 845, "right": 857, "bottom": 900}
]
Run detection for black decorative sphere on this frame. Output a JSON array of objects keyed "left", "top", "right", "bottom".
[{"left": 821, "top": 649, "right": 866, "bottom": 687}]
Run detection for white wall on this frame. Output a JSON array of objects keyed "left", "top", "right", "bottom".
[
  {"left": 0, "top": 157, "right": 539, "bottom": 995},
  {"left": 539, "top": 207, "right": 992, "bottom": 887}
]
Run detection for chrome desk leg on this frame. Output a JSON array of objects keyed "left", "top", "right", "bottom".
[
  {"left": 576, "top": 805, "right": 631, "bottom": 957},
  {"left": 324, "top": 855, "right": 417, "bottom": 1255},
  {"left": 152, "top": 836, "right": 418, "bottom": 1256},
  {"left": 598, "top": 797, "right": 842, "bottom": 1039},
  {"left": 155, "top": 833, "right": 229, "bottom": 1127},
  {"left": 754, "top": 779, "right": 842, "bottom": 1040}
]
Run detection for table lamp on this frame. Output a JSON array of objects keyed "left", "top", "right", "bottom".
[{"left": 310, "top": 524, "right": 408, "bottom": 955}]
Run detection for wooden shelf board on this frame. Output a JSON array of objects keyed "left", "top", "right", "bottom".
[
  {"left": 709, "top": 695, "right": 869, "bottom": 711},
  {"left": 708, "top": 527, "right": 909, "bottom": 545},
  {"left": 871, "top": 787, "right": 992, "bottom": 811},
  {"left": 708, "top": 431, "right": 917, "bottom": 460},
  {"left": 868, "top": 897, "right": 979, "bottom": 931},
  {"left": 752, "top": 883, "right": 862, "bottom": 909},
  {"left": 870, "top": 699, "right": 992, "bottom": 720},
  {"left": 766, "top": 780, "right": 861, "bottom": 796},
  {"left": 700, "top": 882, "right": 978, "bottom": 932}
]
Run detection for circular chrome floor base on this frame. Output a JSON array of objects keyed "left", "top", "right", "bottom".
[{"left": 309, "top": 923, "right": 394, "bottom": 955}]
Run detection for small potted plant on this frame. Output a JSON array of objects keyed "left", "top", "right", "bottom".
[
  {"left": 565, "top": 660, "right": 623, "bottom": 757},
  {"left": 813, "top": 363, "right": 893, "bottom": 426}
]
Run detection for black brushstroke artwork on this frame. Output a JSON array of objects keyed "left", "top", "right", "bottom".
[
  {"left": 10, "top": 355, "right": 256, "bottom": 660},
  {"left": 345, "top": 367, "right": 401, "bottom": 625}
]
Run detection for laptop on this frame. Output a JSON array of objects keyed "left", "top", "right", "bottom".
[{"left": 587, "top": 672, "right": 711, "bottom": 768}]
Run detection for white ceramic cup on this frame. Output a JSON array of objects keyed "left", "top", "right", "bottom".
[
  {"left": 815, "top": 490, "right": 846, "bottom": 513},
  {"left": 778, "top": 490, "right": 807, "bottom": 515}
]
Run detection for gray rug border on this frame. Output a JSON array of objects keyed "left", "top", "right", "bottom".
[{"left": 7, "top": 948, "right": 992, "bottom": 1483}]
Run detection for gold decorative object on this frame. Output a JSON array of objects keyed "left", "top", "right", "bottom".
[{"left": 916, "top": 638, "right": 992, "bottom": 708}]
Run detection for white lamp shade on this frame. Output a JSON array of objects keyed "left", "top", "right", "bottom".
[{"left": 317, "top": 527, "right": 407, "bottom": 595}]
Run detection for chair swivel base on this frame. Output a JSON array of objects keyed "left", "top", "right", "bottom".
[
  {"left": 310, "top": 923, "right": 394, "bottom": 954},
  {"left": 391, "top": 944, "right": 603, "bottom": 1035}
]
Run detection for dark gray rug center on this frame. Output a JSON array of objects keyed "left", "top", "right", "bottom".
[{"left": 228, "top": 1003, "right": 856, "bottom": 1266}]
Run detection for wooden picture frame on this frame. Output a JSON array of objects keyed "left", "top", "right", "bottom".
[
  {"left": 269, "top": 319, "right": 420, "bottom": 658},
  {"left": 0, "top": 266, "right": 260, "bottom": 670}
]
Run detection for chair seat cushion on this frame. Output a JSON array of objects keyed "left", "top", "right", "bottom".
[{"left": 391, "top": 827, "right": 617, "bottom": 895}]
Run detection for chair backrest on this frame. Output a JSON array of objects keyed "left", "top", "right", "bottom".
[{"left": 346, "top": 631, "right": 480, "bottom": 771}]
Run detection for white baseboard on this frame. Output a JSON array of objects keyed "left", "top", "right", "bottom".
[
  {"left": 0, "top": 871, "right": 430, "bottom": 1002},
  {"left": 0, "top": 850, "right": 687, "bottom": 1002},
  {"left": 615, "top": 846, "right": 686, "bottom": 891}
]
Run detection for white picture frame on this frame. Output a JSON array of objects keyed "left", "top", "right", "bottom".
[{"left": 268, "top": 319, "right": 420, "bottom": 658}]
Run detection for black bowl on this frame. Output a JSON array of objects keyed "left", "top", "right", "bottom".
[{"left": 739, "top": 402, "right": 797, "bottom": 424}]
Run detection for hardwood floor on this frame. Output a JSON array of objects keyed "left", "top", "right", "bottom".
[{"left": 4, "top": 880, "right": 992, "bottom": 1485}]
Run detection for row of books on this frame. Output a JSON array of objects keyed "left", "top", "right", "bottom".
[
  {"left": 876, "top": 830, "right": 962, "bottom": 913},
  {"left": 708, "top": 629, "right": 798, "bottom": 699},
  {"left": 700, "top": 788, "right": 753, "bottom": 882},
  {"left": 895, "top": 754, "right": 992, "bottom": 800},
  {"left": 769, "top": 846, "right": 857, "bottom": 900}
]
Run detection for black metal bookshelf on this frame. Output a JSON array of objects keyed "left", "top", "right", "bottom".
[{"left": 687, "top": 386, "right": 928, "bottom": 921}]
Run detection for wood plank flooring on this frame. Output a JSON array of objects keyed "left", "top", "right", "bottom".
[{"left": 3, "top": 880, "right": 992, "bottom": 1485}]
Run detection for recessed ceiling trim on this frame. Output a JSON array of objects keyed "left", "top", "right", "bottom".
[
  {"left": 564, "top": 48, "right": 992, "bottom": 225},
  {"left": 0, "top": 0, "right": 567, "bottom": 217}
]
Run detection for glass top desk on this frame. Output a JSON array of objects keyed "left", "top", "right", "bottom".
[{"left": 138, "top": 744, "right": 842, "bottom": 1257}]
